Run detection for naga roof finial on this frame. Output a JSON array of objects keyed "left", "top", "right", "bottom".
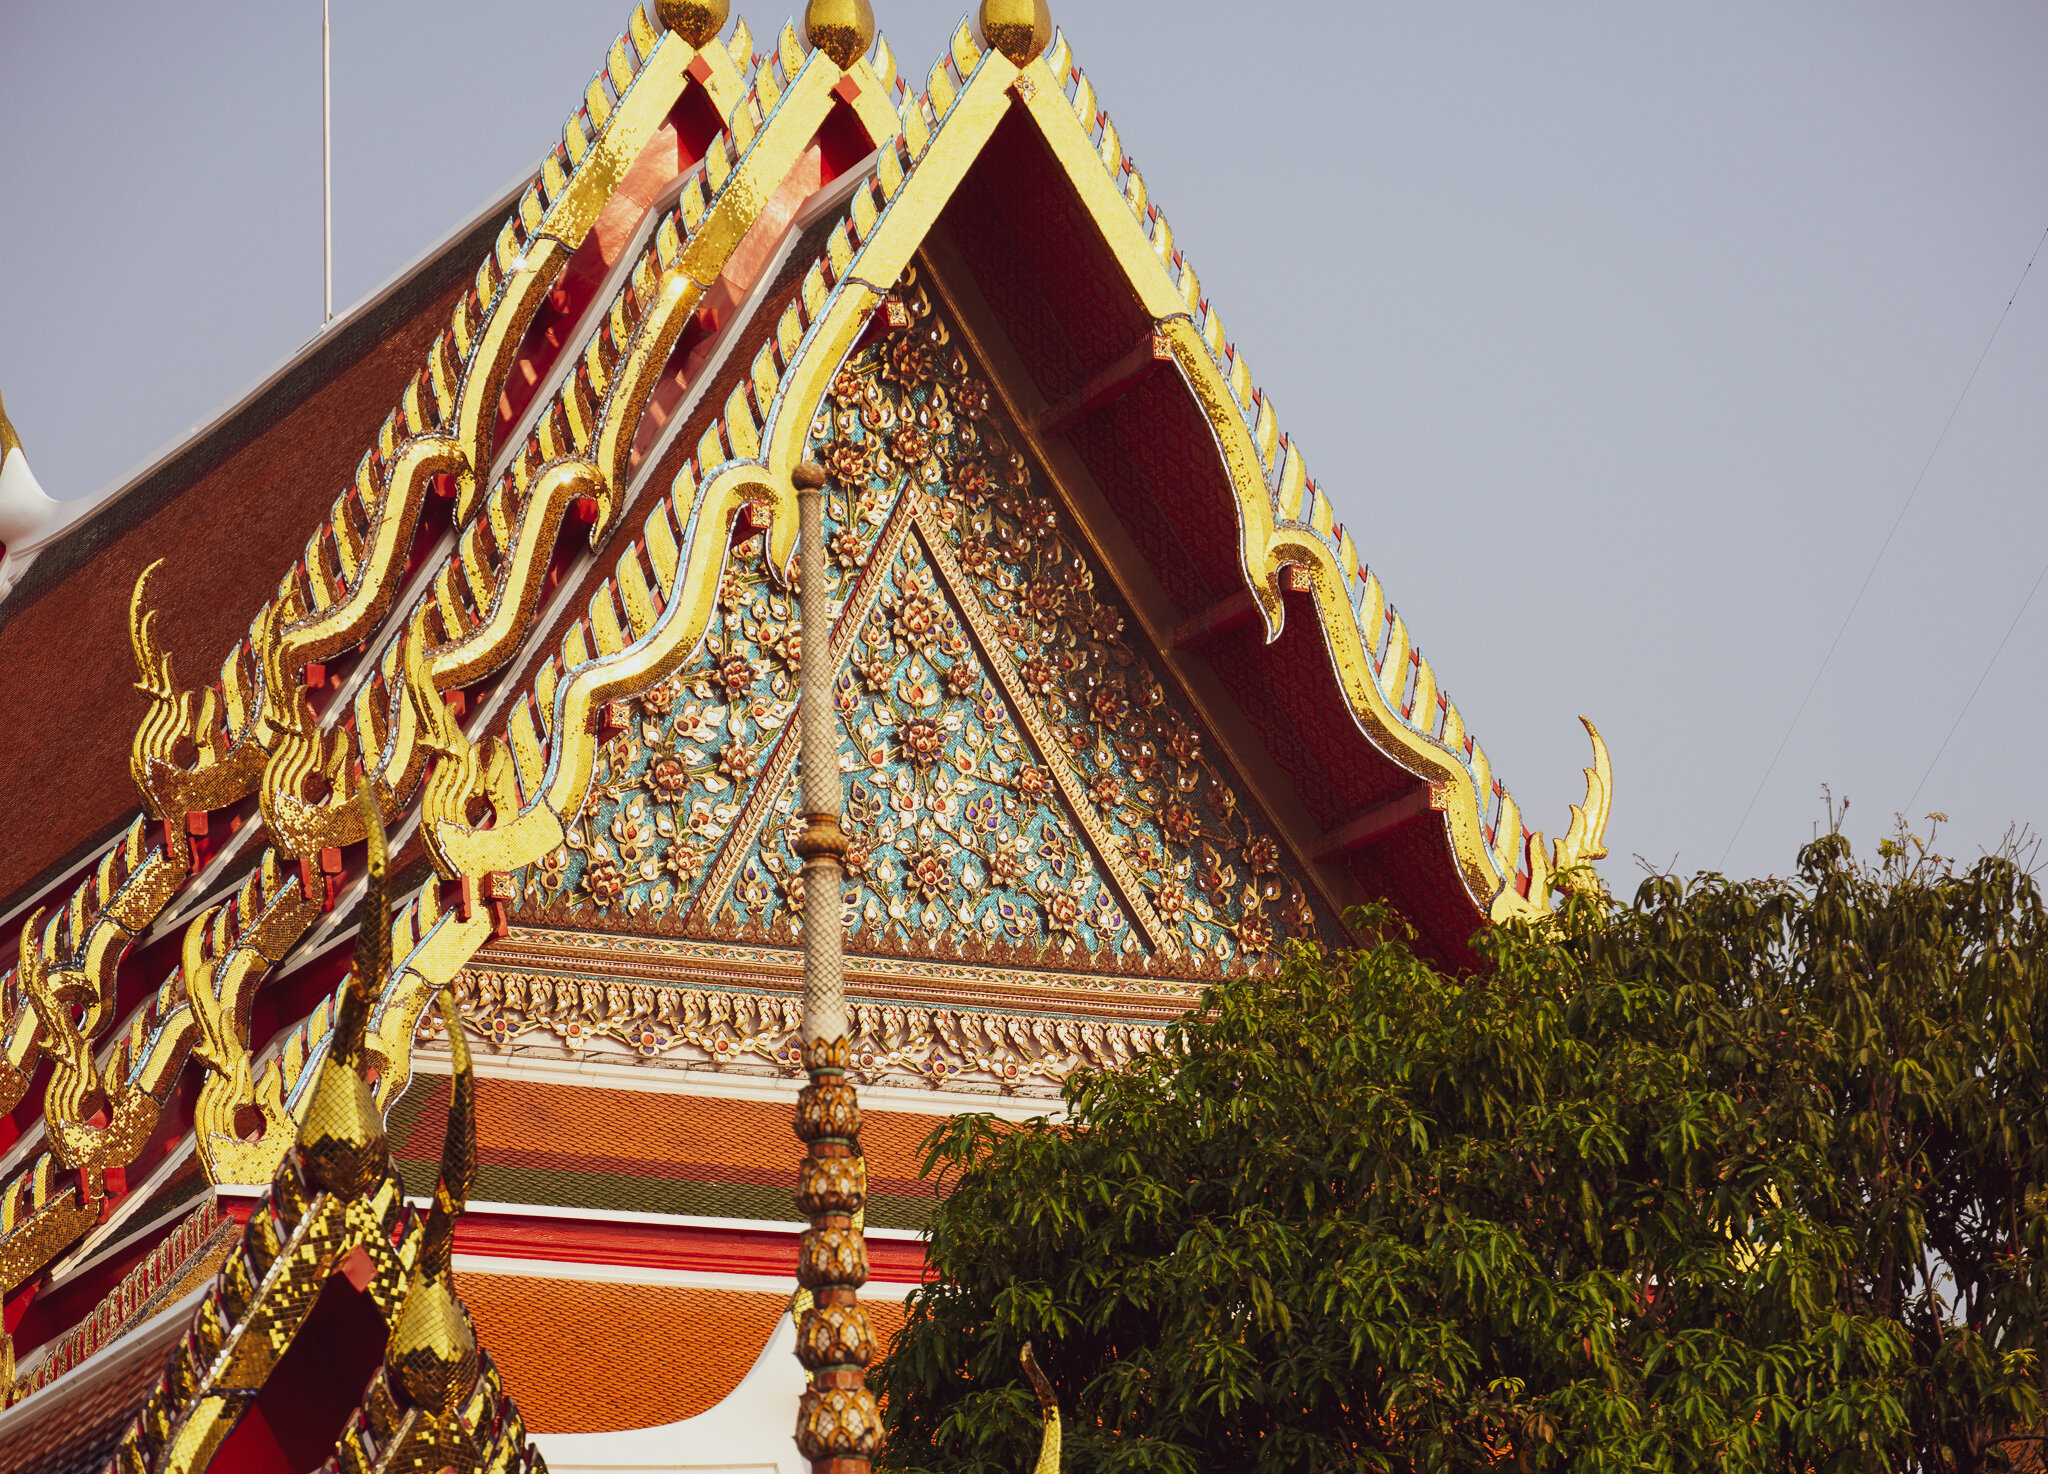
[
  {"left": 977, "top": 0, "right": 1053, "bottom": 66},
  {"left": 0, "top": 382, "right": 62, "bottom": 600},
  {"left": 1551, "top": 716, "right": 1613, "bottom": 899},
  {"left": 657, "top": 0, "right": 728, "bottom": 47},
  {"left": 803, "top": 0, "right": 874, "bottom": 69}
]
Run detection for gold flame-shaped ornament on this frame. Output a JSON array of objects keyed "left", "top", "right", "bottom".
[{"left": 295, "top": 786, "right": 392, "bottom": 1199}]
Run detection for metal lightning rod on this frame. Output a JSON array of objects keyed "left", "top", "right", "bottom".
[{"left": 322, "top": 0, "right": 333, "bottom": 325}]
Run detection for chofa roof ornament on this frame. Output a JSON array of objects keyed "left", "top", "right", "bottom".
[{"left": 0, "top": 385, "right": 62, "bottom": 601}]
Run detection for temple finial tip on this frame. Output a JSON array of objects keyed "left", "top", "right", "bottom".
[
  {"left": 804, "top": 0, "right": 875, "bottom": 69},
  {"left": 656, "top": 0, "right": 728, "bottom": 47},
  {"left": 977, "top": 0, "right": 1053, "bottom": 66}
]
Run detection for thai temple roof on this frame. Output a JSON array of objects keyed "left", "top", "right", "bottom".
[{"left": 0, "top": 4, "right": 1610, "bottom": 1469}]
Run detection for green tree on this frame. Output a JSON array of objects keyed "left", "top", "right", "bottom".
[{"left": 873, "top": 831, "right": 2048, "bottom": 1472}]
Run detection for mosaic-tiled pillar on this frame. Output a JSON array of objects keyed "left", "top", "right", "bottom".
[{"left": 790, "top": 459, "right": 881, "bottom": 1472}]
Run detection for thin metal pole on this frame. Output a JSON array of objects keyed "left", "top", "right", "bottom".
[{"left": 322, "top": 0, "right": 333, "bottom": 325}]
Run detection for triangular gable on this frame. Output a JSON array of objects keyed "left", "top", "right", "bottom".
[
  {"left": 420, "top": 20, "right": 1606, "bottom": 966},
  {"left": 512, "top": 278, "right": 1335, "bottom": 982},
  {"left": 237, "top": 15, "right": 1604, "bottom": 1165}
]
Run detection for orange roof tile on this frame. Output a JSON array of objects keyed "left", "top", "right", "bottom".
[
  {"left": 392, "top": 1076, "right": 945, "bottom": 1219},
  {"left": 456, "top": 1277, "right": 910, "bottom": 1435}
]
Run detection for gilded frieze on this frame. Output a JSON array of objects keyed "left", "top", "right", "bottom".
[{"left": 450, "top": 965, "right": 1166, "bottom": 1093}]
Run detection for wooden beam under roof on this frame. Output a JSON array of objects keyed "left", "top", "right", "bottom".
[
  {"left": 1172, "top": 565, "right": 1310, "bottom": 650},
  {"left": 1036, "top": 330, "right": 1175, "bottom": 438},
  {"left": 1311, "top": 784, "right": 1448, "bottom": 861}
]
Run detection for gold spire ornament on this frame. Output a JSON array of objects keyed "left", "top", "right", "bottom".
[
  {"left": 657, "top": 0, "right": 729, "bottom": 47},
  {"left": 977, "top": 0, "right": 1052, "bottom": 66},
  {"left": 788, "top": 458, "right": 883, "bottom": 1472},
  {"left": 386, "top": 985, "right": 481, "bottom": 1413},
  {"left": 0, "top": 386, "right": 19, "bottom": 461},
  {"left": 803, "top": 0, "right": 875, "bottom": 69},
  {"left": 295, "top": 785, "right": 392, "bottom": 1199}
]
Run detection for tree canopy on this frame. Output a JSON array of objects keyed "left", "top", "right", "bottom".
[{"left": 873, "top": 831, "right": 2048, "bottom": 1472}]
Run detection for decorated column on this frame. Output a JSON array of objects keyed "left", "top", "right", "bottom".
[{"left": 789, "top": 458, "right": 882, "bottom": 1471}]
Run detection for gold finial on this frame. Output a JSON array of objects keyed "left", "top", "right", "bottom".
[
  {"left": 803, "top": 0, "right": 874, "bottom": 69},
  {"left": 387, "top": 986, "right": 480, "bottom": 1413},
  {"left": 0, "top": 386, "right": 20, "bottom": 461},
  {"left": 296, "top": 785, "right": 392, "bottom": 1198},
  {"left": 657, "top": 0, "right": 728, "bottom": 47},
  {"left": 977, "top": 0, "right": 1052, "bottom": 66}
]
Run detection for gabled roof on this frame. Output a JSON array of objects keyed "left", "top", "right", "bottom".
[
  {"left": 0, "top": 1, "right": 1611, "bottom": 1368},
  {"left": 0, "top": 186, "right": 518, "bottom": 915}
]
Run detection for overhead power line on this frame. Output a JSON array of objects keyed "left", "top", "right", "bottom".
[
  {"left": 1907, "top": 553, "right": 2048, "bottom": 814},
  {"left": 1721, "top": 221, "right": 2048, "bottom": 868}
]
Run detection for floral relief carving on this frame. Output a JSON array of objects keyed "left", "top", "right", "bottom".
[
  {"left": 513, "top": 530, "right": 798, "bottom": 921},
  {"left": 511, "top": 267, "right": 1331, "bottom": 976},
  {"left": 449, "top": 969, "right": 1167, "bottom": 1092},
  {"left": 719, "top": 532, "right": 1139, "bottom": 954}
]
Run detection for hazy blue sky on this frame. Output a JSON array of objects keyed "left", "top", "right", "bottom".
[{"left": 4, "top": 1, "right": 2044, "bottom": 890}]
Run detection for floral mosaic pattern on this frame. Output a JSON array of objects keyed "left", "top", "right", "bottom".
[
  {"left": 514, "top": 538, "right": 801, "bottom": 923},
  {"left": 714, "top": 530, "right": 1141, "bottom": 954},
  {"left": 513, "top": 268, "right": 1333, "bottom": 973}
]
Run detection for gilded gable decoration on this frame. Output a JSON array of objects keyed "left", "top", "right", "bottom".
[{"left": 515, "top": 277, "right": 1333, "bottom": 979}]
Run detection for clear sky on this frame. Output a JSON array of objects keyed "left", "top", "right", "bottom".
[{"left": 4, "top": 1, "right": 2044, "bottom": 891}]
